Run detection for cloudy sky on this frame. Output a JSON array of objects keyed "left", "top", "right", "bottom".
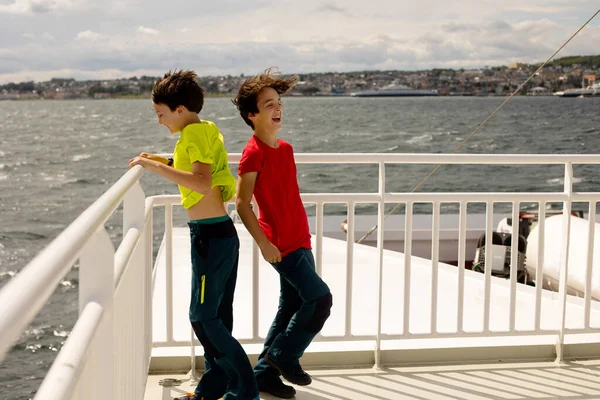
[{"left": 0, "top": 0, "right": 599, "bottom": 84}]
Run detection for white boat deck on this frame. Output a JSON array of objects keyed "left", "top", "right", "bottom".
[
  {"left": 146, "top": 224, "right": 600, "bottom": 398},
  {"left": 145, "top": 359, "right": 600, "bottom": 399}
]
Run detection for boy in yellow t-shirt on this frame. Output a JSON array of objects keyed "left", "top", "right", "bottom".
[{"left": 129, "top": 70, "right": 258, "bottom": 400}]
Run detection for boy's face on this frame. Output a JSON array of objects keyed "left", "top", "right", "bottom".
[
  {"left": 153, "top": 102, "right": 185, "bottom": 134},
  {"left": 249, "top": 87, "right": 282, "bottom": 133}
]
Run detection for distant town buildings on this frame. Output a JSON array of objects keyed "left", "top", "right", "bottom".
[{"left": 1, "top": 57, "right": 599, "bottom": 100}]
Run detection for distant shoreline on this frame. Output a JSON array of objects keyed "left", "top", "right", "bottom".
[{"left": 0, "top": 93, "right": 567, "bottom": 101}]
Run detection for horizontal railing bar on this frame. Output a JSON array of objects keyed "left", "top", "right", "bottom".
[
  {"left": 146, "top": 192, "right": 575, "bottom": 206},
  {"left": 385, "top": 192, "right": 568, "bottom": 202},
  {"left": 156, "top": 329, "right": 564, "bottom": 347},
  {"left": 563, "top": 327, "right": 600, "bottom": 334},
  {"left": 572, "top": 193, "right": 600, "bottom": 202},
  {"left": 158, "top": 153, "right": 600, "bottom": 165},
  {"left": 34, "top": 302, "right": 104, "bottom": 400}
]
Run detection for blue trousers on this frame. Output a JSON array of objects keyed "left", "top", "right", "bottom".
[
  {"left": 254, "top": 248, "right": 332, "bottom": 383},
  {"left": 188, "top": 218, "right": 258, "bottom": 400}
]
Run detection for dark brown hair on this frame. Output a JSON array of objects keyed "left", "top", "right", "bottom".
[
  {"left": 232, "top": 68, "right": 298, "bottom": 129},
  {"left": 152, "top": 70, "right": 205, "bottom": 113}
]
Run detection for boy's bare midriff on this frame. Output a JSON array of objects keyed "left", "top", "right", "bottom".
[{"left": 186, "top": 186, "right": 228, "bottom": 221}]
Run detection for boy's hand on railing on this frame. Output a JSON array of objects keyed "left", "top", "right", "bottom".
[
  {"left": 136, "top": 152, "right": 169, "bottom": 164},
  {"left": 260, "top": 241, "right": 282, "bottom": 263},
  {"left": 129, "top": 155, "right": 161, "bottom": 172}
]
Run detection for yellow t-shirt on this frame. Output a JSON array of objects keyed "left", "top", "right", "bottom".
[{"left": 173, "top": 121, "right": 236, "bottom": 209}]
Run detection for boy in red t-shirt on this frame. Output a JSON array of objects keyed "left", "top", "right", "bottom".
[{"left": 233, "top": 69, "right": 332, "bottom": 399}]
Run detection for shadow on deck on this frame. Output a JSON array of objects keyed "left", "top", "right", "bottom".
[{"left": 146, "top": 359, "right": 600, "bottom": 400}]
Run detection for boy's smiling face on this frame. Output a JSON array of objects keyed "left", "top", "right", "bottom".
[
  {"left": 249, "top": 87, "right": 282, "bottom": 133},
  {"left": 153, "top": 101, "right": 185, "bottom": 134}
]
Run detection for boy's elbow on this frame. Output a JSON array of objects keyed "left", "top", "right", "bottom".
[
  {"left": 235, "top": 196, "right": 249, "bottom": 211},
  {"left": 193, "top": 175, "right": 212, "bottom": 194}
]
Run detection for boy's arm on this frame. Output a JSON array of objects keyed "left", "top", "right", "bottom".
[
  {"left": 129, "top": 157, "right": 212, "bottom": 194},
  {"left": 236, "top": 172, "right": 282, "bottom": 263}
]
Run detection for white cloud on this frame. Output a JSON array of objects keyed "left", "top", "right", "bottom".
[
  {"left": 0, "top": 0, "right": 83, "bottom": 14},
  {"left": 75, "top": 30, "right": 101, "bottom": 40},
  {"left": 314, "top": 4, "right": 347, "bottom": 14},
  {"left": 40, "top": 32, "right": 55, "bottom": 41},
  {"left": 0, "top": 0, "right": 599, "bottom": 83},
  {"left": 137, "top": 26, "right": 159, "bottom": 35},
  {"left": 515, "top": 5, "right": 577, "bottom": 14}
]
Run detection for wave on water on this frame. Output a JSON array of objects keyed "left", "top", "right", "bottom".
[
  {"left": 71, "top": 154, "right": 91, "bottom": 162},
  {"left": 0, "top": 232, "right": 48, "bottom": 241},
  {"left": 546, "top": 177, "right": 585, "bottom": 185},
  {"left": 11, "top": 325, "right": 69, "bottom": 354},
  {"left": 407, "top": 133, "right": 433, "bottom": 144},
  {"left": 67, "top": 177, "right": 108, "bottom": 185},
  {"left": 216, "top": 116, "right": 237, "bottom": 121}
]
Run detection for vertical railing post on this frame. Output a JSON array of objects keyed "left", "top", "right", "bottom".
[
  {"left": 535, "top": 202, "right": 546, "bottom": 331},
  {"left": 556, "top": 162, "right": 573, "bottom": 361},
  {"left": 483, "top": 201, "right": 493, "bottom": 333},
  {"left": 457, "top": 201, "right": 467, "bottom": 333},
  {"left": 123, "top": 182, "right": 146, "bottom": 233},
  {"left": 252, "top": 200, "right": 260, "bottom": 340},
  {"left": 403, "top": 202, "right": 413, "bottom": 336},
  {"left": 190, "top": 327, "right": 198, "bottom": 380},
  {"left": 345, "top": 202, "right": 355, "bottom": 337},
  {"left": 509, "top": 201, "right": 519, "bottom": 332},
  {"left": 375, "top": 161, "right": 385, "bottom": 368},
  {"left": 144, "top": 201, "right": 154, "bottom": 373},
  {"left": 585, "top": 202, "right": 596, "bottom": 328},
  {"left": 123, "top": 182, "right": 146, "bottom": 396},
  {"left": 165, "top": 205, "right": 174, "bottom": 344},
  {"left": 316, "top": 202, "right": 324, "bottom": 277},
  {"left": 79, "top": 228, "right": 115, "bottom": 399},
  {"left": 431, "top": 201, "right": 440, "bottom": 334}
]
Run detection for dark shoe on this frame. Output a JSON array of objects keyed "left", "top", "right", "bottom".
[
  {"left": 257, "top": 376, "right": 296, "bottom": 398},
  {"left": 264, "top": 353, "right": 312, "bottom": 386},
  {"left": 173, "top": 394, "right": 200, "bottom": 400}
]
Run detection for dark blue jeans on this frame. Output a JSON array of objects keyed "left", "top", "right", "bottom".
[
  {"left": 188, "top": 218, "right": 258, "bottom": 400},
  {"left": 254, "top": 248, "right": 332, "bottom": 383}
]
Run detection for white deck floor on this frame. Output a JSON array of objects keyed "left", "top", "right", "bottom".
[{"left": 145, "top": 359, "right": 600, "bottom": 399}]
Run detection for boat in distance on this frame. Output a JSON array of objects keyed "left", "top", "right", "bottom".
[{"left": 351, "top": 83, "right": 439, "bottom": 97}]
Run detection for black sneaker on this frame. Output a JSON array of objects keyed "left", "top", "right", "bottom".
[
  {"left": 264, "top": 353, "right": 312, "bottom": 386},
  {"left": 173, "top": 394, "right": 200, "bottom": 400},
  {"left": 257, "top": 376, "right": 296, "bottom": 398}
]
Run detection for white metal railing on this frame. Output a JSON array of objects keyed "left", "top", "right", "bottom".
[
  {"left": 0, "top": 166, "right": 151, "bottom": 400},
  {"left": 150, "top": 154, "right": 600, "bottom": 368},
  {"left": 3, "top": 153, "right": 600, "bottom": 399}
]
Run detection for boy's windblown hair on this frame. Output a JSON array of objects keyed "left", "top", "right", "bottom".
[
  {"left": 232, "top": 67, "right": 298, "bottom": 129},
  {"left": 152, "top": 69, "right": 205, "bottom": 113}
]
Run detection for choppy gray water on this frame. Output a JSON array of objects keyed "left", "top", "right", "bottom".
[{"left": 1, "top": 96, "right": 600, "bottom": 399}]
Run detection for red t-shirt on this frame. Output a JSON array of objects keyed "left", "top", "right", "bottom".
[{"left": 238, "top": 135, "right": 312, "bottom": 256}]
